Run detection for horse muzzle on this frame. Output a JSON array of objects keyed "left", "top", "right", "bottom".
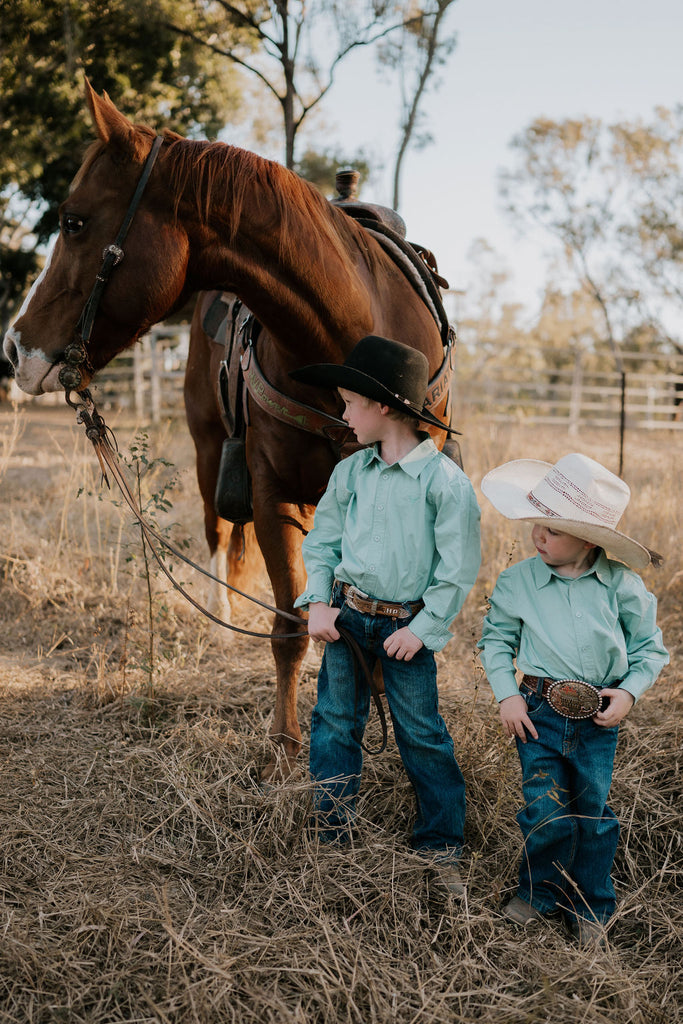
[{"left": 2, "top": 327, "right": 88, "bottom": 395}]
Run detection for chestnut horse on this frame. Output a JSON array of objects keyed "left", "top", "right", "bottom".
[{"left": 4, "top": 82, "right": 455, "bottom": 776}]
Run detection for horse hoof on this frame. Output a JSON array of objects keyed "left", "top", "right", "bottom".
[{"left": 260, "top": 749, "right": 300, "bottom": 784}]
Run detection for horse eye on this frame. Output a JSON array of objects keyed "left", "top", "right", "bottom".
[{"left": 62, "top": 214, "right": 85, "bottom": 235}]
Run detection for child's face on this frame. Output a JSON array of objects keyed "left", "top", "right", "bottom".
[
  {"left": 338, "top": 388, "right": 385, "bottom": 444},
  {"left": 531, "top": 524, "right": 596, "bottom": 578}
]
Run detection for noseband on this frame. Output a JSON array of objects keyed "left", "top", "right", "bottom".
[{"left": 58, "top": 135, "right": 164, "bottom": 392}]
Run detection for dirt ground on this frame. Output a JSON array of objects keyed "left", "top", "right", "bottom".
[{"left": 0, "top": 400, "right": 681, "bottom": 1023}]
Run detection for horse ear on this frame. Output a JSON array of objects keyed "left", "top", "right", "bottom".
[{"left": 84, "top": 76, "right": 139, "bottom": 159}]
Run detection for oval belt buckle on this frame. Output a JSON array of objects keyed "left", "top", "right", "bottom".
[{"left": 546, "top": 679, "right": 602, "bottom": 720}]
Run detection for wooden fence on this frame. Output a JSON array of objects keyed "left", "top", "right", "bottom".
[
  {"left": 73, "top": 330, "right": 683, "bottom": 432},
  {"left": 93, "top": 325, "right": 190, "bottom": 421},
  {"left": 452, "top": 347, "right": 683, "bottom": 432}
]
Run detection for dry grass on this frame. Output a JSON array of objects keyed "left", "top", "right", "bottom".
[{"left": 0, "top": 402, "right": 681, "bottom": 1023}]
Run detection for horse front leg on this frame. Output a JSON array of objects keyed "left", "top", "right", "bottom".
[
  {"left": 189, "top": 428, "right": 235, "bottom": 630},
  {"left": 253, "top": 497, "right": 315, "bottom": 781},
  {"left": 184, "top": 306, "right": 238, "bottom": 629}
]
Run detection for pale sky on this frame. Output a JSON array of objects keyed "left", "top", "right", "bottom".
[{"left": 317, "top": 0, "right": 683, "bottom": 316}]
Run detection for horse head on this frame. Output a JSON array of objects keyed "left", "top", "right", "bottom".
[{"left": 3, "top": 80, "right": 192, "bottom": 394}]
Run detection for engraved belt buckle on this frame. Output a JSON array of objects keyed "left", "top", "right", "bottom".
[
  {"left": 546, "top": 679, "right": 602, "bottom": 720},
  {"left": 344, "top": 584, "right": 368, "bottom": 613}
]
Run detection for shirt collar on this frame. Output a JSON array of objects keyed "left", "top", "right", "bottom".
[
  {"left": 364, "top": 436, "right": 438, "bottom": 477},
  {"left": 532, "top": 549, "right": 613, "bottom": 588}
]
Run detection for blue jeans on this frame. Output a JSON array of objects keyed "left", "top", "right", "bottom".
[
  {"left": 515, "top": 686, "right": 620, "bottom": 924},
  {"left": 309, "top": 586, "right": 465, "bottom": 859}
]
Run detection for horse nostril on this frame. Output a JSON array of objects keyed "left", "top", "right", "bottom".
[{"left": 2, "top": 331, "right": 18, "bottom": 367}]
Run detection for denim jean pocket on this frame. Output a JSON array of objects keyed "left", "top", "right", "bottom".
[
  {"left": 336, "top": 600, "right": 351, "bottom": 622},
  {"left": 523, "top": 690, "right": 547, "bottom": 718}
]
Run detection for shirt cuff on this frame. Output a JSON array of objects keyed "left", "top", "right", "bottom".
[
  {"left": 294, "top": 573, "right": 334, "bottom": 610},
  {"left": 409, "top": 610, "right": 453, "bottom": 652},
  {"left": 483, "top": 669, "right": 521, "bottom": 703},
  {"left": 294, "top": 591, "right": 330, "bottom": 610},
  {"left": 619, "top": 674, "right": 655, "bottom": 703}
]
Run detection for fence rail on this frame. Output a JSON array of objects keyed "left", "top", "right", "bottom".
[
  {"left": 93, "top": 326, "right": 189, "bottom": 421},
  {"left": 453, "top": 348, "right": 683, "bottom": 431},
  {"left": 21, "top": 327, "right": 682, "bottom": 432}
]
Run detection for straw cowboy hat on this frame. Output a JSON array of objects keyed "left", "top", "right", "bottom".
[
  {"left": 480, "top": 453, "right": 659, "bottom": 569},
  {"left": 290, "top": 334, "right": 459, "bottom": 434}
]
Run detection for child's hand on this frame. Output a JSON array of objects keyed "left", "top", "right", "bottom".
[
  {"left": 499, "top": 694, "right": 539, "bottom": 743},
  {"left": 307, "top": 602, "right": 341, "bottom": 643},
  {"left": 593, "top": 688, "right": 634, "bottom": 728},
  {"left": 383, "top": 626, "right": 423, "bottom": 661}
]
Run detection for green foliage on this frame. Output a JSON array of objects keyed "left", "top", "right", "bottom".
[
  {"left": 294, "top": 148, "right": 372, "bottom": 196},
  {"left": 119, "top": 432, "right": 186, "bottom": 544},
  {"left": 499, "top": 108, "right": 683, "bottom": 357},
  {"left": 0, "top": 0, "right": 461, "bottom": 328},
  {"left": 0, "top": 0, "right": 245, "bottom": 327},
  {"left": 0, "top": 0, "right": 242, "bottom": 240}
]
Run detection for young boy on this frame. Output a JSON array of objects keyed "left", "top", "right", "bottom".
[
  {"left": 478, "top": 453, "right": 669, "bottom": 943},
  {"left": 290, "top": 335, "right": 481, "bottom": 894}
]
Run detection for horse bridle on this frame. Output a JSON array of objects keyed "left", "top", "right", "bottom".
[{"left": 58, "top": 135, "right": 165, "bottom": 393}]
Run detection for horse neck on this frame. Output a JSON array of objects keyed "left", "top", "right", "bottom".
[{"left": 177, "top": 143, "right": 373, "bottom": 358}]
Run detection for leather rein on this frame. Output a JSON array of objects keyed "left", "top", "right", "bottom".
[
  {"left": 60, "top": 135, "right": 388, "bottom": 753},
  {"left": 68, "top": 391, "right": 385, "bottom": 752}
]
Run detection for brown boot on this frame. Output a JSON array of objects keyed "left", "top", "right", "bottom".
[
  {"left": 503, "top": 895, "right": 548, "bottom": 926},
  {"left": 571, "top": 917, "right": 607, "bottom": 949},
  {"left": 430, "top": 862, "right": 465, "bottom": 898}
]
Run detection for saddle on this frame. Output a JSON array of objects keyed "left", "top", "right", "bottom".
[
  {"left": 205, "top": 294, "right": 352, "bottom": 524},
  {"left": 204, "top": 185, "right": 461, "bottom": 523},
  {"left": 330, "top": 169, "right": 451, "bottom": 343},
  {"left": 209, "top": 295, "right": 253, "bottom": 525}
]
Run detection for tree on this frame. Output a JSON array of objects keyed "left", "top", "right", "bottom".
[
  {"left": 499, "top": 117, "right": 634, "bottom": 376},
  {"left": 499, "top": 110, "right": 683, "bottom": 361},
  {"left": 163, "top": 0, "right": 455, "bottom": 179},
  {"left": 499, "top": 111, "right": 683, "bottom": 471},
  {"left": 454, "top": 239, "right": 527, "bottom": 364},
  {"left": 378, "top": 0, "right": 459, "bottom": 210},
  {"left": 609, "top": 106, "right": 683, "bottom": 354},
  {"left": 0, "top": 0, "right": 244, "bottom": 328}
]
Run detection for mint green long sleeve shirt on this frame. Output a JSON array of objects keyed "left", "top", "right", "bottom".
[
  {"left": 294, "top": 437, "right": 481, "bottom": 652},
  {"left": 478, "top": 552, "right": 669, "bottom": 703}
]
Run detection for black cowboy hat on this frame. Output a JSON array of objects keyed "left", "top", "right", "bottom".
[{"left": 290, "top": 335, "right": 457, "bottom": 434}]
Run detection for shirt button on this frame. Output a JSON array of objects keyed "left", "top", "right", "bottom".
[
  {"left": 377, "top": 505, "right": 384, "bottom": 511},
  {"left": 373, "top": 535, "right": 380, "bottom": 542},
  {"left": 576, "top": 612, "right": 583, "bottom": 618},
  {"left": 369, "top": 565, "right": 376, "bottom": 571}
]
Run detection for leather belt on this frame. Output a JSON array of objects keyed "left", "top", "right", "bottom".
[
  {"left": 521, "top": 674, "right": 609, "bottom": 720},
  {"left": 338, "top": 582, "right": 423, "bottom": 620}
]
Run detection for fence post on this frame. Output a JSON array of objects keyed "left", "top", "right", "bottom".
[
  {"left": 133, "top": 344, "right": 144, "bottom": 420},
  {"left": 569, "top": 351, "right": 583, "bottom": 437},
  {"left": 150, "top": 333, "right": 161, "bottom": 424},
  {"left": 647, "top": 385, "right": 655, "bottom": 427}
]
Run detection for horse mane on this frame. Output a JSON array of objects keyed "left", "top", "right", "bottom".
[
  {"left": 158, "top": 131, "right": 374, "bottom": 271},
  {"left": 74, "top": 125, "right": 378, "bottom": 275}
]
